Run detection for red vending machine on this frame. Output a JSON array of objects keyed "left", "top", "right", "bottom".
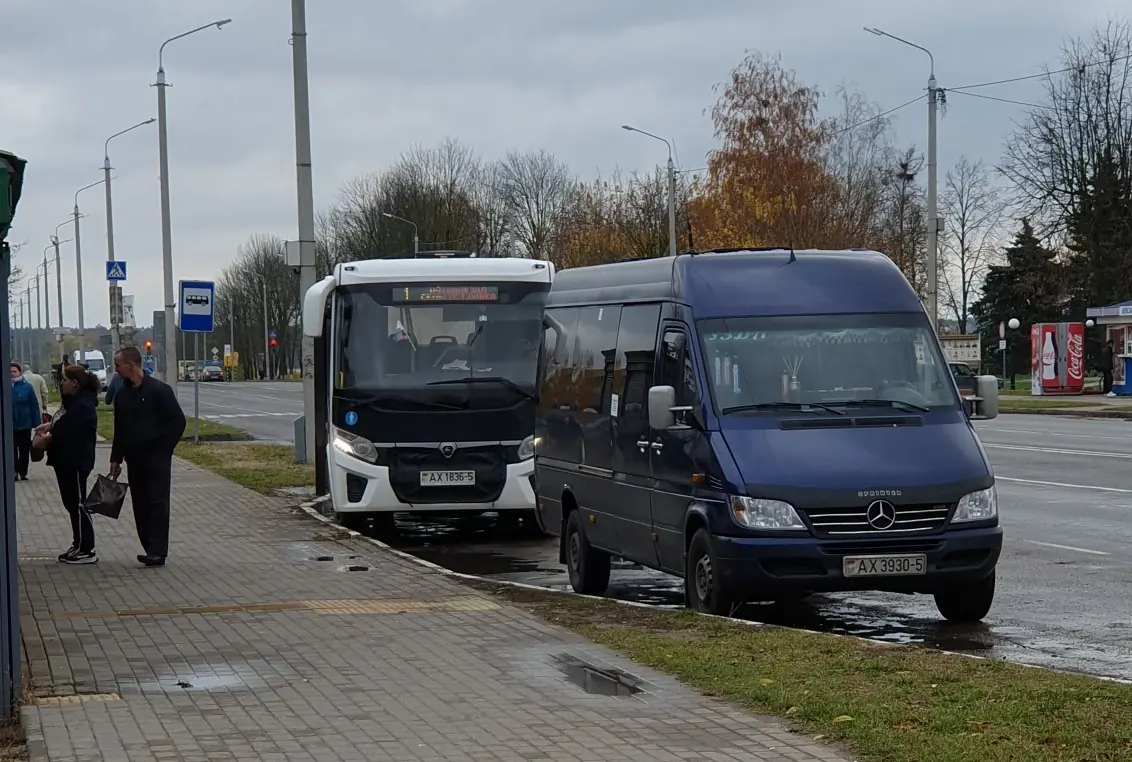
[{"left": 1030, "top": 322, "right": 1085, "bottom": 395}]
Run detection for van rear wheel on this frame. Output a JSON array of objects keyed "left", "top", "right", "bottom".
[
  {"left": 685, "top": 529, "right": 736, "bottom": 616},
  {"left": 565, "top": 511, "right": 610, "bottom": 595},
  {"left": 934, "top": 572, "right": 995, "bottom": 623}
]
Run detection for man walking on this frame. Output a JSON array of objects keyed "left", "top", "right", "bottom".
[
  {"left": 1102, "top": 338, "right": 1116, "bottom": 396},
  {"left": 108, "top": 347, "right": 186, "bottom": 566}
]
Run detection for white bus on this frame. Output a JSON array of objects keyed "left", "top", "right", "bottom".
[{"left": 302, "top": 252, "right": 554, "bottom": 532}]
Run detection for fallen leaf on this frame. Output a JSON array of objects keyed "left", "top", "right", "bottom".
[
  {"left": 760, "top": 678, "right": 775, "bottom": 686},
  {"left": 833, "top": 715, "right": 854, "bottom": 723},
  {"left": 786, "top": 706, "right": 800, "bottom": 716}
]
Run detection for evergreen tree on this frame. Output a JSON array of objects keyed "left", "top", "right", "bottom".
[{"left": 970, "top": 219, "right": 1064, "bottom": 380}]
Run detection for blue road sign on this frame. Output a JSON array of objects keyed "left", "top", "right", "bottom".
[
  {"left": 178, "top": 279, "right": 215, "bottom": 333},
  {"left": 269, "top": 329, "right": 277, "bottom": 339},
  {"left": 105, "top": 261, "right": 127, "bottom": 281},
  {"left": 142, "top": 355, "right": 155, "bottom": 375}
]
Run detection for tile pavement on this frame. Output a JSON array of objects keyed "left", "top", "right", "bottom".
[{"left": 16, "top": 445, "right": 851, "bottom": 761}]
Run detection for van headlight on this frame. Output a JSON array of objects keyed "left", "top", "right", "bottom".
[
  {"left": 518, "top": 435, "right": 535, "bottom": 460},
  {"left": 729, "top": 496, "right": 806, "bottom": 530},
  {"left": 332, "top": 426, "right": 378, "bottom": 463},
  {"left": 951, "top": 485, "right": 998, "bottom": 523}
]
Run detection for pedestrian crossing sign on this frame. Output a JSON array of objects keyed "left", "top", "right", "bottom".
[{"left": 106, "top": 260, "right": 127, "bottom": 281}]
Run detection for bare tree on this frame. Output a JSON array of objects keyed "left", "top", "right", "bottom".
[
  {"left": 940, "top": 156, "right": 1007, "bottom": 332},
  {"left": 497, "top": 149, "right": 573, "bottom": 259}
]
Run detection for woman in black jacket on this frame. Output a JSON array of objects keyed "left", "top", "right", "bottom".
[{"left": 37, "top": 365, "right": 100, "bottom": 564}]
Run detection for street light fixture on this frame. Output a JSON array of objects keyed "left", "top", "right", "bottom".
[
  {"left": 104, "top": 118, "right": 156, "bottom": 348},
  {"left": 864, "top": 26, "right": 940, "bottom": 335},
  {"left": 382, "top": 212, "right": 420, "bottom": 254},
  {"left": 155, "top": 18, "right": 233, "bottom": 389},
  {"left": 73, "top": 178, "right": 107, "bottom": 361},
  {"left": 621, "top": 125, "right": 677, "bottom": 257}
]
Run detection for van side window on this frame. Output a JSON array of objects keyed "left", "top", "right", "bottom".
[
  {"left": 575, "top": 306, "right": 622, "bottom": 414},
  {"left": 613, "top": 305, "right": 661, "bottom": 420},
  {"left": 660, "top": 329, "right": 697, "bottom": 406},
  {"left": 540, "top": 307, "right": 580, "bottom": 411}
]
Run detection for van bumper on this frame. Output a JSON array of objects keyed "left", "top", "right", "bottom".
[{"left": 712, "top": 526, "right": 1002, "bottom": 596}]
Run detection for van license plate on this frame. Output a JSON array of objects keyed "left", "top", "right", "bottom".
[
  {"left": 420, "top": 470, "right": 476, "bottom": 486},
  {"left": 843, "top": 554, "right": 927, "bottom": 577}
]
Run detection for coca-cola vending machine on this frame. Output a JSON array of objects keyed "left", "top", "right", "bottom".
[{"left": 1030, "top": 322, "right": 1085, "bottom": 395}]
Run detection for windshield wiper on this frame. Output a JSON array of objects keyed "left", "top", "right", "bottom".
[
  {"left": 427, "top": 376, "right": 536, "bottom": 402},
  {"left": 336, "top": 392, "right": 466, "bottom": 411},
  {"left": 825, "top": 398, "right": 930, "bottom": 413},
  {"left": 722, "top": 401, "right": 845, "bottom": 415}
]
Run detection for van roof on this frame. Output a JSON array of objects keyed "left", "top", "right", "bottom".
[{"left": 544, "top": 248, "right": 924, "bottom": 318}]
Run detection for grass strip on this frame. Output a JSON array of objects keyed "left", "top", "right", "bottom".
[
  {"left": 95, "top": 405, "right": 248, "bottom": 441},
  {"left": 485, "top": 586, "right": 1132, "bottom": 762},
  {"left": 999, "top": 399, "right": 1107, "bottom": 409},
  {"left": 173, "top": 442, "right": 314, "bottom": 494}
]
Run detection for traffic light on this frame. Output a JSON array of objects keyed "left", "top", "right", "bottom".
[
  {"left": 269, "top": 337, "right": 277, "bottom": 348},
  {"left": 144, "top": 340, "right": 153, "bottom": 353}
]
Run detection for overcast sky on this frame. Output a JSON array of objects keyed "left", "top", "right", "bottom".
[{"left": 3, "top": 0, "right": 1125, "bottom": 330}]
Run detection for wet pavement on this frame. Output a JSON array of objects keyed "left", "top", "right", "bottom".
[{"left": 368, "top": 413, "right": 1132, "bottom": 683}]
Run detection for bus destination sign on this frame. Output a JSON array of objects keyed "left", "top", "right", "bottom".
[{"left": 394, "top": 285, "right": 500, "bottom": 303}]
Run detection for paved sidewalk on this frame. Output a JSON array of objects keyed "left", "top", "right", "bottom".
[{"left": 17, "top": 445, "right": 848, "bottom": 762}]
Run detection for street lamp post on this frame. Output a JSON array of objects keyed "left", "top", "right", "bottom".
[
  {"left": 73, "top": 179, "right": 107, "bottom": 361},
  {"left": 864, "top": 27, "right": 939, "bottom": 334},
  {"left": 382, "top": 212, "right": 419, "bottom": 254},
  {"left": 45, "top": 240, "right": 68, "bottom": 365},
  {"left": 155, "top": 18, "right": 233, "bottom": 391},
  {"left": 104, "top": 119, "right": 156, "bottom": 349},
  {"left": 621, "top": 124, "right": 678, "bottom": 257}
]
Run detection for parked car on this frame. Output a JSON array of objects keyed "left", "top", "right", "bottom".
[{"left": 200, "top": 365, "right": 225, "bottom": 382}]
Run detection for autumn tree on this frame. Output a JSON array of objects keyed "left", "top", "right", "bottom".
[
  {"left": 940, "top": 156, "right": 1007, "bottom": 332},
  {"left": 497, "top": 149, "right": 574, "bottom": 259}
]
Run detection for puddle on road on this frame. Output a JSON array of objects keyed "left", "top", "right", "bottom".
[{"left": 552, "top": 653, "right": 643, "bottom": 697}]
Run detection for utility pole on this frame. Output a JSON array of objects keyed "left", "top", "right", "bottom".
[
  {"left": 262, "top": 280, "right": 270, "bottom": 380},
  {"left": 291, "top": 0, "right": 318, "bottom": 463},
  {"left": 926, "top": 74, "right": 939, "bottom": 334},
  {"left": 666, "top": 155, "right": 677, "bottom": 257},
  {"left": 74, "top": 178, "right": 105, "bottom": 360}
]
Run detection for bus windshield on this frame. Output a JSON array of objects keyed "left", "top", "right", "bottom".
[{"left": 335, "top": 281, "right": 549, "bottom": 401}]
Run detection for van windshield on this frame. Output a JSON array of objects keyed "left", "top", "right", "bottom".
[{"left": 697, "top": 313, "right": 961, "bottom": 413}]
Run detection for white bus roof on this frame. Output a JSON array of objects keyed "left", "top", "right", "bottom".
[{"left": 335, "top": 257, "right": 553, "bottom": 286}]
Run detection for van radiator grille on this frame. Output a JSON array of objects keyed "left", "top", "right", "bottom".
[{"left": 803, "top": 503, "right": 952, "bottom": 536}]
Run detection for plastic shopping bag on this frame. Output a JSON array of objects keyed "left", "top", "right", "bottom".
[{"left": 83, "top": 474, "right": 128, "bottom": 520}]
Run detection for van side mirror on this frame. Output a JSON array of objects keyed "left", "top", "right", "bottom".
[
  {"left": 648, "top": 385, "right": 677, "bottom": 429},
  {"left": 968, "top": 375, "right": 999, "bottom": 420}
]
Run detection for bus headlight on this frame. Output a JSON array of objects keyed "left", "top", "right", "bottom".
[
  {"left": 332, "top": 426, "right": 378, "bottom": 463},
  {"left": 729, "top": 496, "right": 806, "bottom": 530},
  {"left": 518, "top": 435, "right": 535, "bottom": 460},
  {"left": 951, "top": 485, "right": 998, "bottom": 523}
]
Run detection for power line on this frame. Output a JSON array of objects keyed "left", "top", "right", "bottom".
[
  {"left": 946, "top": 89, "right": 1052, "bottom": 110},
  {"left": 948, "top": 51, "right": 1132, "bottom": 92},
  {"left": 833, "top": 93, "right": 926, "bottom": 136}
]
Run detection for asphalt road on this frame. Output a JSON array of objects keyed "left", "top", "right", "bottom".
[
  {"left": 384, "top": 413, "right": 1132, "bottom": 682},
  {"left": 175, "top": 380, "right": 303, "bottom": 443}
]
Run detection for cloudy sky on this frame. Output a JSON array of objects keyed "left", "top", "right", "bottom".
[{"left": 3, "top": 0, "right": 1125, "bottom": 330}]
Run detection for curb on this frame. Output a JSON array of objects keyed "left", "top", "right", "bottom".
[{"left": 293, "top": 497, "right": 1132, "bottom": 686}]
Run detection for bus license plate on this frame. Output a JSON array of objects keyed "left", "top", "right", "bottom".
[
  {"left": 843, "top": 554, "right": 927, "bottom": 578},
  {"left": 420, "top": 470, "right": 476, "bottom": 487}
]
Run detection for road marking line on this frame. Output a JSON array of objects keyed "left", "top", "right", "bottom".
[
  {"left": 996, "top": 475, "right": 1132, "bottom": 493},
  {"left": 984, "top": 443, "right": 1132, "bottom": 459},
  {"left": 981, "top": 426, "right": 1132, "bottom": 441},
  {"left": 1022, "top": 540, "right": 1109, "bottom": 556}
]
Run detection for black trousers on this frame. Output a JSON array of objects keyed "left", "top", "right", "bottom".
[
  {"left": 12, "top": 430, "right": 31, "bottom": 478},
  {"left": 126, "top": 454, "right": 173, "bottom": 558},
  {"left": 1103, "top": 369, "right": 1114, "bottom": 394},
  {"left": 54, "top": 467, "right": 93, "bottom": 552}
]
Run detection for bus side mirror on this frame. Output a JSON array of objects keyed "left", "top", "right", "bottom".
[
  {"left": 968, "top": 376, "right": 999, "bottom": 420},
  {"left": 302, "top": 276, "right": 336, "bottom": 337}
]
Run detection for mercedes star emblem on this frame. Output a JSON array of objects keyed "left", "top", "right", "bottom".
[{"left": 865, "top": 500, "right": 897, "bottom": 530}]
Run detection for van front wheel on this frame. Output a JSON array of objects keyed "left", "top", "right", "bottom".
[
  {"left": 565, "top": 511, "right": 610, "bottom": 595},
  {"left": 934, "top": 572, "right": 995, "bottom": 623},
  {"left": 685, "top": 529, "right": 736, "bottom": 616}
]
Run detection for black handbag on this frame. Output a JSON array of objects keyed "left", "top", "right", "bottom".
[{"left": 83, "top": 474, "right": 128, "bottom": 520}]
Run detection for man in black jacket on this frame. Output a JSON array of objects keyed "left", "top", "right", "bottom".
[
  {"left": 1102, "top": 339, "right": 1116, "bottom": 395},
  {"left": 108, "top": 346, "right": 187, "bottom": 566}
]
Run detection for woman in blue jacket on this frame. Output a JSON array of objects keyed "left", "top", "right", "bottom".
[
  {"left": 37, "top": 365, "right": 100, "bottom": 563},
  {"left": 10, "top": 362, "right": 41, "bottom": 480}
]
